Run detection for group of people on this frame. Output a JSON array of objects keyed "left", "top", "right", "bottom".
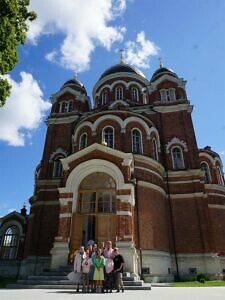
[{"left": 68, "top": 241, "right": 125, "bottom": 293}]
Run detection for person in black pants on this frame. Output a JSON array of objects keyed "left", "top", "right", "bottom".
[{"left": 113, "top": 248, "right": 124, "bottom": 292}]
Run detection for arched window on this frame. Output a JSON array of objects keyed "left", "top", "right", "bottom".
[
  {"left": 68, "top": 101, "right": 73, "bottom": 112},
  {"left": 172, "top": 147, "right": 184, "bottom": 170},
  {"left": 103, "top": 127, "right": 114, "bottom": 148},
  {"left": 152, "top": 138, "right": 158, "bottom": 161},
  {"left": 200, "top": 162, "right": 211, "bottom": 184},
  {"left": 131, "top": 87, "right": 139, "bottom": 102},
  {"left": 0, "top": 226, "right": 19, "bottom": 260},
  {"left": 53, "top": 159, "right": 63, "bottom": 178},
  {"left": 160, "top": 89, "right": 176, "bottom": 101},
  {"left": 216, "top": 166, "right": 224, "bottom": 185},
  {"left": 115, "top": 86, "right": 123, "bottom": 100},
  {"left": 101, "top": 91, "right": 108, "bottom": 105},
  {"left": 79, "top": 133, "right": 87, "bottom": 150},
  {"left": 132, "top": 129, "right": 142, "bottom": 154},
  {"left": 60, "top": 101, "right": 68, "bottom": 113}
]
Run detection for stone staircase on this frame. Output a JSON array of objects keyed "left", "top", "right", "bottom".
[{"left": 8, "top": 266, "right": 151, "bottom": 290}]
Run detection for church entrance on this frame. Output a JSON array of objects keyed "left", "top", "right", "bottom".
[{"left": 70, "top": 173, "right": 117, "bottom": 253}]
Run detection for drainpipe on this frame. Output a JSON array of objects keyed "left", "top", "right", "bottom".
[
  {"left": 151, "top": 105, "right": 180, "bottom": 281},
  {"left": 131, "top": 159, "right": 143, "bottom": 279}
]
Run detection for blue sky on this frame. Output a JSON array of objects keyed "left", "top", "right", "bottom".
[{"left": 0, "top": 0, "right": 225, "bottom": 217}]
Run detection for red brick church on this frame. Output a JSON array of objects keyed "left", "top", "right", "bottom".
[{"left": 1, "top": 60, "right": 225, "bottom": 281}]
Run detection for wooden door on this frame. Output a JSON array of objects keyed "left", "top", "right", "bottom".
[
  {"left": 70, "top": 213, "right": 83, "bottom": 254},
  {"left": 96, "top": 214, "right": 117, "bottom": 244}
]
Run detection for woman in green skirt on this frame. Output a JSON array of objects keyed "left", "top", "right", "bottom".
[{"left": 93, "top": 248, "right": 106, "bottom": 293}]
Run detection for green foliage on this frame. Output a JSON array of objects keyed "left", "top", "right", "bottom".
[
  {"left": 171, "top": 280, "right": 225, "bottom": 287},
  {"left": 0, "top": 0, "right": 37, "bottom": 106},
  {"left": 196, "top": 273, "right": 208, "bottom": 282}
]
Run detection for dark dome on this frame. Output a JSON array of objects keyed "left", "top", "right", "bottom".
[
  {"left": 151, "top": 67, "right": 178, "bottom": 82},
  {"left": 61, "top": 78, "right": 86, "bottom": 93},
  {"left": 99, "top": 63, "right": 145, "bottom": 80}
]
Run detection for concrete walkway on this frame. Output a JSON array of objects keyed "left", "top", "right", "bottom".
[{"left": 0, "top": 287, "right": 225, "bottom": 300}]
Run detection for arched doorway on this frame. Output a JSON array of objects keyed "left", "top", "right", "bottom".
[{"left": 70, "top": 172, "right": 117, "bottom": 253}]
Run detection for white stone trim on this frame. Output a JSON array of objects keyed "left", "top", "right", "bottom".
[
  {"left": 93, "top": 72, "right": 149, "bottom": 96},
  {"left": 72, "top": 121, "right": 92, "bottom": 145},
  {"left": 60, "top": 158, "right": 135, "bottom": 211},
  {"left": 116, "top": 211, "right": 132, "bottom": 216},
  {"left": 59, "top": 198, "right": 73, "bottom": 206},
  {"left": 153, "top": 103, "right": 193, "bottom": 113},
  {"left": 208, "top": 191, "right": 225, "bottom": 198},
  {"left": 135, "top": 166, "right": 163, "bottom": 180},
  {"left": 208, "top": 204, "right": 225, "bottom": 210},
  {"left": 167, "top": 169, "right": 202, "bottom": 177},
  {"left": 49, "top": 147, "right": 68, "bottom": 161},
  {"left": 73, "top": 114, "right": 159, "bottom": 146},
  {"left": 31, "top": 201, "right": 59, "bottom": 207},
  {"left": 36, "top": 179, "right": 61, "bottom": 185},
  {"left": 117, "top": 194, "right": 135, "bottom": 204},
  {"left": 134, "top": 155, "right": 165, "bottom": 175},
  {"left": 199, "top": 152, "right": 216, "bottom": 166},
  {"left": 59, "top": 213, "right": 72, "bottom": 218},
  {"left": 138, "top": 181, "right": 166, "bottom": 196},
  {"left": 170, "top": 192, "right": 204, "bottom": 199},
  {"left": 61, "top": 143, "right": 134, "bottom": 171},
  {"left": 51, "top": 86, "right": 86, "bottom": 103},
  {"left": 38, "top": 188, "right": 59, "bottom": 192},
  {"left": 205, "top": 184, "right": 225, "bottom": 193},
  {"left": 46, "top": 115, "right": 79, "bottom": 125},
  {"left": 169, "top": 179, "right": 201, "bottom": 184},
  {"left": 166, "top": 137, "right": 188, "bottom": 153}
]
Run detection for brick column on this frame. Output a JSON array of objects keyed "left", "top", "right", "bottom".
[
  {"left": 115, "top": 190, "right": 138, "bottom": 276},
  {"left": 51, "top": 192, "right": 73, "bottom": 269}
]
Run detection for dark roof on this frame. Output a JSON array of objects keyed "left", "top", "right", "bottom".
[
  {"left": 150, "top": 67, "right": 178, "bottom": 82},
  {"left": 99, "top": 63, "right": 145, "bottom": 80},
  {"left": 61, "top": 78, "right": 86, "bottom": 92}
]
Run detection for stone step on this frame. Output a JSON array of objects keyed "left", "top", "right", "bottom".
[
  {"left": 7, "top": 284, "right": 151, "bottom": 290},
  {"left": 17, "top": 279, "right": 143, "bottom": 286}
]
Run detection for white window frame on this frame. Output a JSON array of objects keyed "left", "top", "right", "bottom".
[
  {"left": 171, "top": 146, "right": 185, "bottom": 170},
  {"left": 131, "top": 128, "right": 143, "bottom": 154},
  {"left": 200, "top": 162, "right": 211, "bottom": 184},
  {"left": 160, "top": 88, "right": 176, "bottom": 101},
  {"left": 101, "top": 91, "right": 108, "bottom": 105},
  {"left": 131, "top": 87, "right": 139, "bottom": 102},
  {"left": 216, "top": 166, "right": 224, "bottom": 185},
  {"left": 68, "top": 100, "right": 73, "bottom": 112},
  {"left": 115, "top": 86, "right": 123, "bottom": 101},
  {"left": 0, "top": 226, "right": 20, "bottom": 260},
  {"left": 79, "top": 133, "right": 88, "bottom": 150},
  {"left": 53, "top": 159, "right": 63, "bottom": 178},
  {"left": 152, "top": 138, "right": 158, "bottom": 161},
  {"left": 102, "top": 126, "right": 114, "bottom": 148}
]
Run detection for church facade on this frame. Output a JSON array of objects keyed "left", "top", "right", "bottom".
[{"left": 1, "top": 61, "right": 225, "bottom": 282}]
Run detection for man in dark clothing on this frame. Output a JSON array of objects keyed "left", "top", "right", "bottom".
[{"left": 113, "top": 247, "right": 124, "bottom": 292}]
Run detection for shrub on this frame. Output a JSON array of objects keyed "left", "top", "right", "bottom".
[{"left": 196, "top": 273, "right": 207, "bottom": 282}]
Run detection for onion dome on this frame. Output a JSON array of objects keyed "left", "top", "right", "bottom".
[
  {"left": 99, "top": 63, "right": 145, "bottom": 80},
  {"left": 150, "top": 66, "right": 178, "bottom": 82},
  {"left": 61, "top": 78, "right": 86, "bottom": 93}
]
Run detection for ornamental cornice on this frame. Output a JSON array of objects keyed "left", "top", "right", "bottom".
[{"left": 165, "top": 137, "right": 188, "bottom": 153}]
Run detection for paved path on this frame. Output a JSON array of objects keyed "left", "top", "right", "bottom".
[{"left": 0, "top": 287, "right": 225, "bottom": 300}]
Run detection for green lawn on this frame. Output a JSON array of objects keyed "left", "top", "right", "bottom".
[
  {"left": 171, "top": 280, "right": 225, "bottom": 287},
  {"left": 0, "top": 278, "right": 18, "bottom": 289}
]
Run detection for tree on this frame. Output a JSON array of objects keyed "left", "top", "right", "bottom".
[{"left": 0, "top": 0, "right": 36, "bottom": 106}]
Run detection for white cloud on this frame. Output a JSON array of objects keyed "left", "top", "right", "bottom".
[
  {"left": 28, "top": 0, "right": 127, "bottom": 72},
  {"left": 125, "top": 31, "right": 159, "bottom": 68},
  {"left": 0, "top": 72, "right": 51, "bottom": 146}
]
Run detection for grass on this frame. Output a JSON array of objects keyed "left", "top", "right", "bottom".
[
  {"left": 171, "top": 280, "right": 225, "bottom": 287},
  {"left": 0, "top": 277, "right": 18, "bottom": 289}
]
